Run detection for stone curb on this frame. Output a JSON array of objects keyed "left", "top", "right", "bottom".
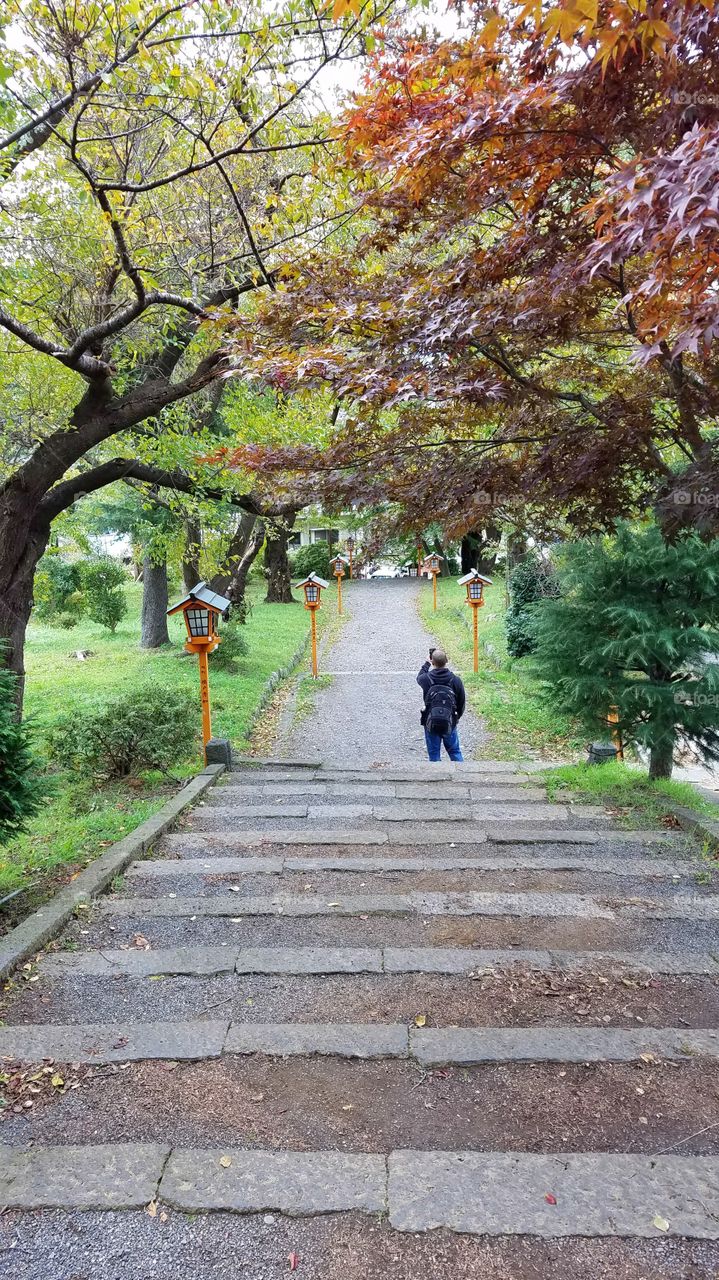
[
  {"left": 0, "top": 764, "right": 225, "bottom": 983},
  {"left": 2, "top": 1145, "right": 718, "bottom": 1234},
  {"left": 2, "top": 1019, "right": 717, "bottom": 1067}
]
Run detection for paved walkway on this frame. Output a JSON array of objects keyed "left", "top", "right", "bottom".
[
  {"left": 1, "top": 755, "right": 718, "bottom": 1277},
  {"left": 283, "top": 578, "right": 486, "bottom": 765}
]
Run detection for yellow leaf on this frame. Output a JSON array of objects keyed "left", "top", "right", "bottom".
[
  {"left": 653, "top": 1215, "right": 669, "bottom": 1232},
  {"left": 50, "top": 1073, "right": 64, "bottom": 1088},
  {"left": 219, "top": 1156, "right": 232, "bottom": 1168},
  {"left": 414, "top": 1014, "right": 427, "bottom": 1027}
]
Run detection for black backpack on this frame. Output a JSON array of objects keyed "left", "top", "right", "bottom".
[{"left": 425, "top": 675, "right": 457, "bottom": 736}]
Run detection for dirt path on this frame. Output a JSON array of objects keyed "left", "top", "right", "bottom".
[{"left": 281, "top": 578, "right": 486, "bottom": 765}]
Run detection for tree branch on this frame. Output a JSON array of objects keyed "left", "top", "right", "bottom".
[{"left": 36, "top": 458, "right": 297, "bottom": 527}]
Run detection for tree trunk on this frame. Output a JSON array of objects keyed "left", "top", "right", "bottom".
[
  {"left": 264, "top": 516, "right": 295, "bottom": 603},
  {"left": 182, "top": 519, "right": 202, "bottom": 591},
  {"left": 210, "top": 512, "right": 257, "bottom": 597},
  {"left": 141, "top": 557, "right": 170, "bottom": 648},
  {"left": 225, "top": 521, "right": 265, "bottom": 612},
  {"left": 649, "top": 738, "right": 674, "bottom": 780},
  {"left": 461, "top": 527, "right": 501, "bottom": 575},
  {"left": 0, "top": 490, "right": 52, "bottom": 715}
]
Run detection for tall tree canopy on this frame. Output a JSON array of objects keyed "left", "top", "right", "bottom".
[
  {"left": 227, "top": 0, "right": 719, "bottom": 540},
  {"left": 0, "top": 0, "right": 390, "bottom": 703}
]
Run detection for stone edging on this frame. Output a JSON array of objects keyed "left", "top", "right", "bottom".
[
  {"left": 671, "top": 803, "right": 719, "bottom": 854},
  {"left": 0, "top": 764, "right": 225, "bottom": 982}
]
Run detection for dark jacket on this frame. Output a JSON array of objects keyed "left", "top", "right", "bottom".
[{"left": 417, "top": 661, "right": 466, "bottom": 725}]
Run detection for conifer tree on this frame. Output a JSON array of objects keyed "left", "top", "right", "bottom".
[{"left": 532, "top": 525, "right": 719, "bottom": 779}]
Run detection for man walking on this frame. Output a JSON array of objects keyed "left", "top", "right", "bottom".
[{"left": 417, "top": 647, "right": 466, "bottom": 762}]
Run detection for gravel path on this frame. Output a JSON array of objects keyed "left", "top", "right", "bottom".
[{"left": 282, "top": 579, "right": 485, "bottom": 766}]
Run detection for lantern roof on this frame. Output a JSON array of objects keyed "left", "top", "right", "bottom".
[
  {"left": 295, "top": 572, "right": 329, "bottom": 590},
  {"left": 422, "top": 552, "right": 444, "bottom": 564},
  {"left": 166, "top": 580, "right": 232, "bottom": 618},
  {"left": 458, "top": 568, "right": 493, "bottom": 587},
  {"left": 329, "top": 554, "right": 349, "bottom": 567}
]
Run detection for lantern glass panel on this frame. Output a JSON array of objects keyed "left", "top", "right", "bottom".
[
  {"left": 306, "top": 583, "right": 320, "bottom": 603},
  {"left": 186, "top": 606, "right": 211, "bottom": 638},
  {"left": 469, "top": 581, "right": 483, "bottom": 601}
]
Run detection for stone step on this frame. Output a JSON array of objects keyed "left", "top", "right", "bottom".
[
  {"left": 208, "top": 783, "right": 547, "bottom": 804},
  {"left": 39, "top": 944, "right": 719, "bottom": 978},
  {"left": 67, "top": 905, "right": 719, "bottom": 958},
  {"left": 228, "top": 764, "right": 530, "bottom": 784},
  {"left": 2, "top": 1144, "right": 717, "bottom": 1235},
  {"left": 128, "top": 851, "right": 699, "bottom": 879},
  {"left": 101, "top": 890, "right": 719, "bottom": 922},
  {"left": 161, "top": 827, "right": 676, "bottom": 854},
  {"left": 2, "top": 1018, "right": 716, "bottom": 1066},
  {"left": 190, "top": 802, "right": 577, "bottom": 827},
  {"left": 16, "top": 966, "right": 714, "bottom": 1030}
]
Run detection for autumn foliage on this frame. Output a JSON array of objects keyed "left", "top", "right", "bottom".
[{"left": 227, "top": 0, "right": 719, "bottom": 538}]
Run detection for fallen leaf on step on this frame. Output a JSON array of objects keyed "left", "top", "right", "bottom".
[
  {"left": 653, "top": 1215, "right": 669, "bottom": 1232},
  {"left": 219, "top": 1156, "right": 232, "bottom": 1168},
  {"left": 289, "top": 1252, "right": 299, "bottom": 1271},
  {"left": 544, "top": 1194, "right": 557, "bottom": 1205},
  {"left": 640, "top": 1052, "right": 657, "bottom": 1064},
  {"left": 414, "top": 1014, "right": 427, "bottom": 1027},
  {"left": 251, "top": 1093, "right": 265, "bottom": 1103},
  {"left": 146, "top": 1200, "right": 158, "bottom": 1218},
  {"left": 133, "top": 934, "right": 151, "bottom": 950},
  {"left": 50, "top": 1073, "right": 64, "bottom": 1088}
]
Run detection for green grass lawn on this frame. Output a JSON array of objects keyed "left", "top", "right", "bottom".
[
  {"left": 543, "top": 760, "right": 719, "bottom": 835},
  {"left": 1, "top": 577, "right": 328, "bottom": 925},
  {"left": 416, "top": 575, "right": 586, "bottom": 761}
]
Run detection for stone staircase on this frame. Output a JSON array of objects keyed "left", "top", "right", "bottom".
[{"left": 1, "top": 758, "right": 718, "bottom": 1277}]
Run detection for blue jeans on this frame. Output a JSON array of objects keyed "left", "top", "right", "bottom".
[{"left": 424, "top": 726, "right": 464, "bottom": 762}]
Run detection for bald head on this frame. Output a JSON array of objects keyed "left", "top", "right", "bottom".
[{"left": 431, "top": 648, "right": 448, "bottom": 668}]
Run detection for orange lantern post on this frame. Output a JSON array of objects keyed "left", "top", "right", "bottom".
[
  {"left": 422, "top": 552, "right": 444, "bottom": 611},
  {"left": 329, "top": 554, "right": 349, "bottom": 615},
  {"left": 607, "top": 706, "right": 625, "bottom": 761},
  {"left": 167, "top": 582, "right": 231, "bottom": 763},
  {"left": 295, "top": 573, "right": 329, "bottom": 677},
  {"left": 458, "top": 569, "right": 493, "bottom": 673}
]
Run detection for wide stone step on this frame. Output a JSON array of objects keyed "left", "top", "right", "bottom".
[
  {"left": 2, "top": 1144, "right": 718, "bottom": 1235},
  {"left": 6, "top": 1019, "right": 714, "bottom": 1066},
  {"left": 100, "top": 890, "right": 719, "bottom": 922},
  {"left": 39, "top": 944, "right": 719, "bottom": 978},
  {"left": 160, "top": 827, "right": 676, "bottom": 853},
  {"left": 189, "top": 802, "right": 577, "bottom": 826},
  {"left": 207, "top": 784, "right": 548, "bottom": 804},
  {"left": 128, "top": 850, "right": 699, "bottom": 879}
]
